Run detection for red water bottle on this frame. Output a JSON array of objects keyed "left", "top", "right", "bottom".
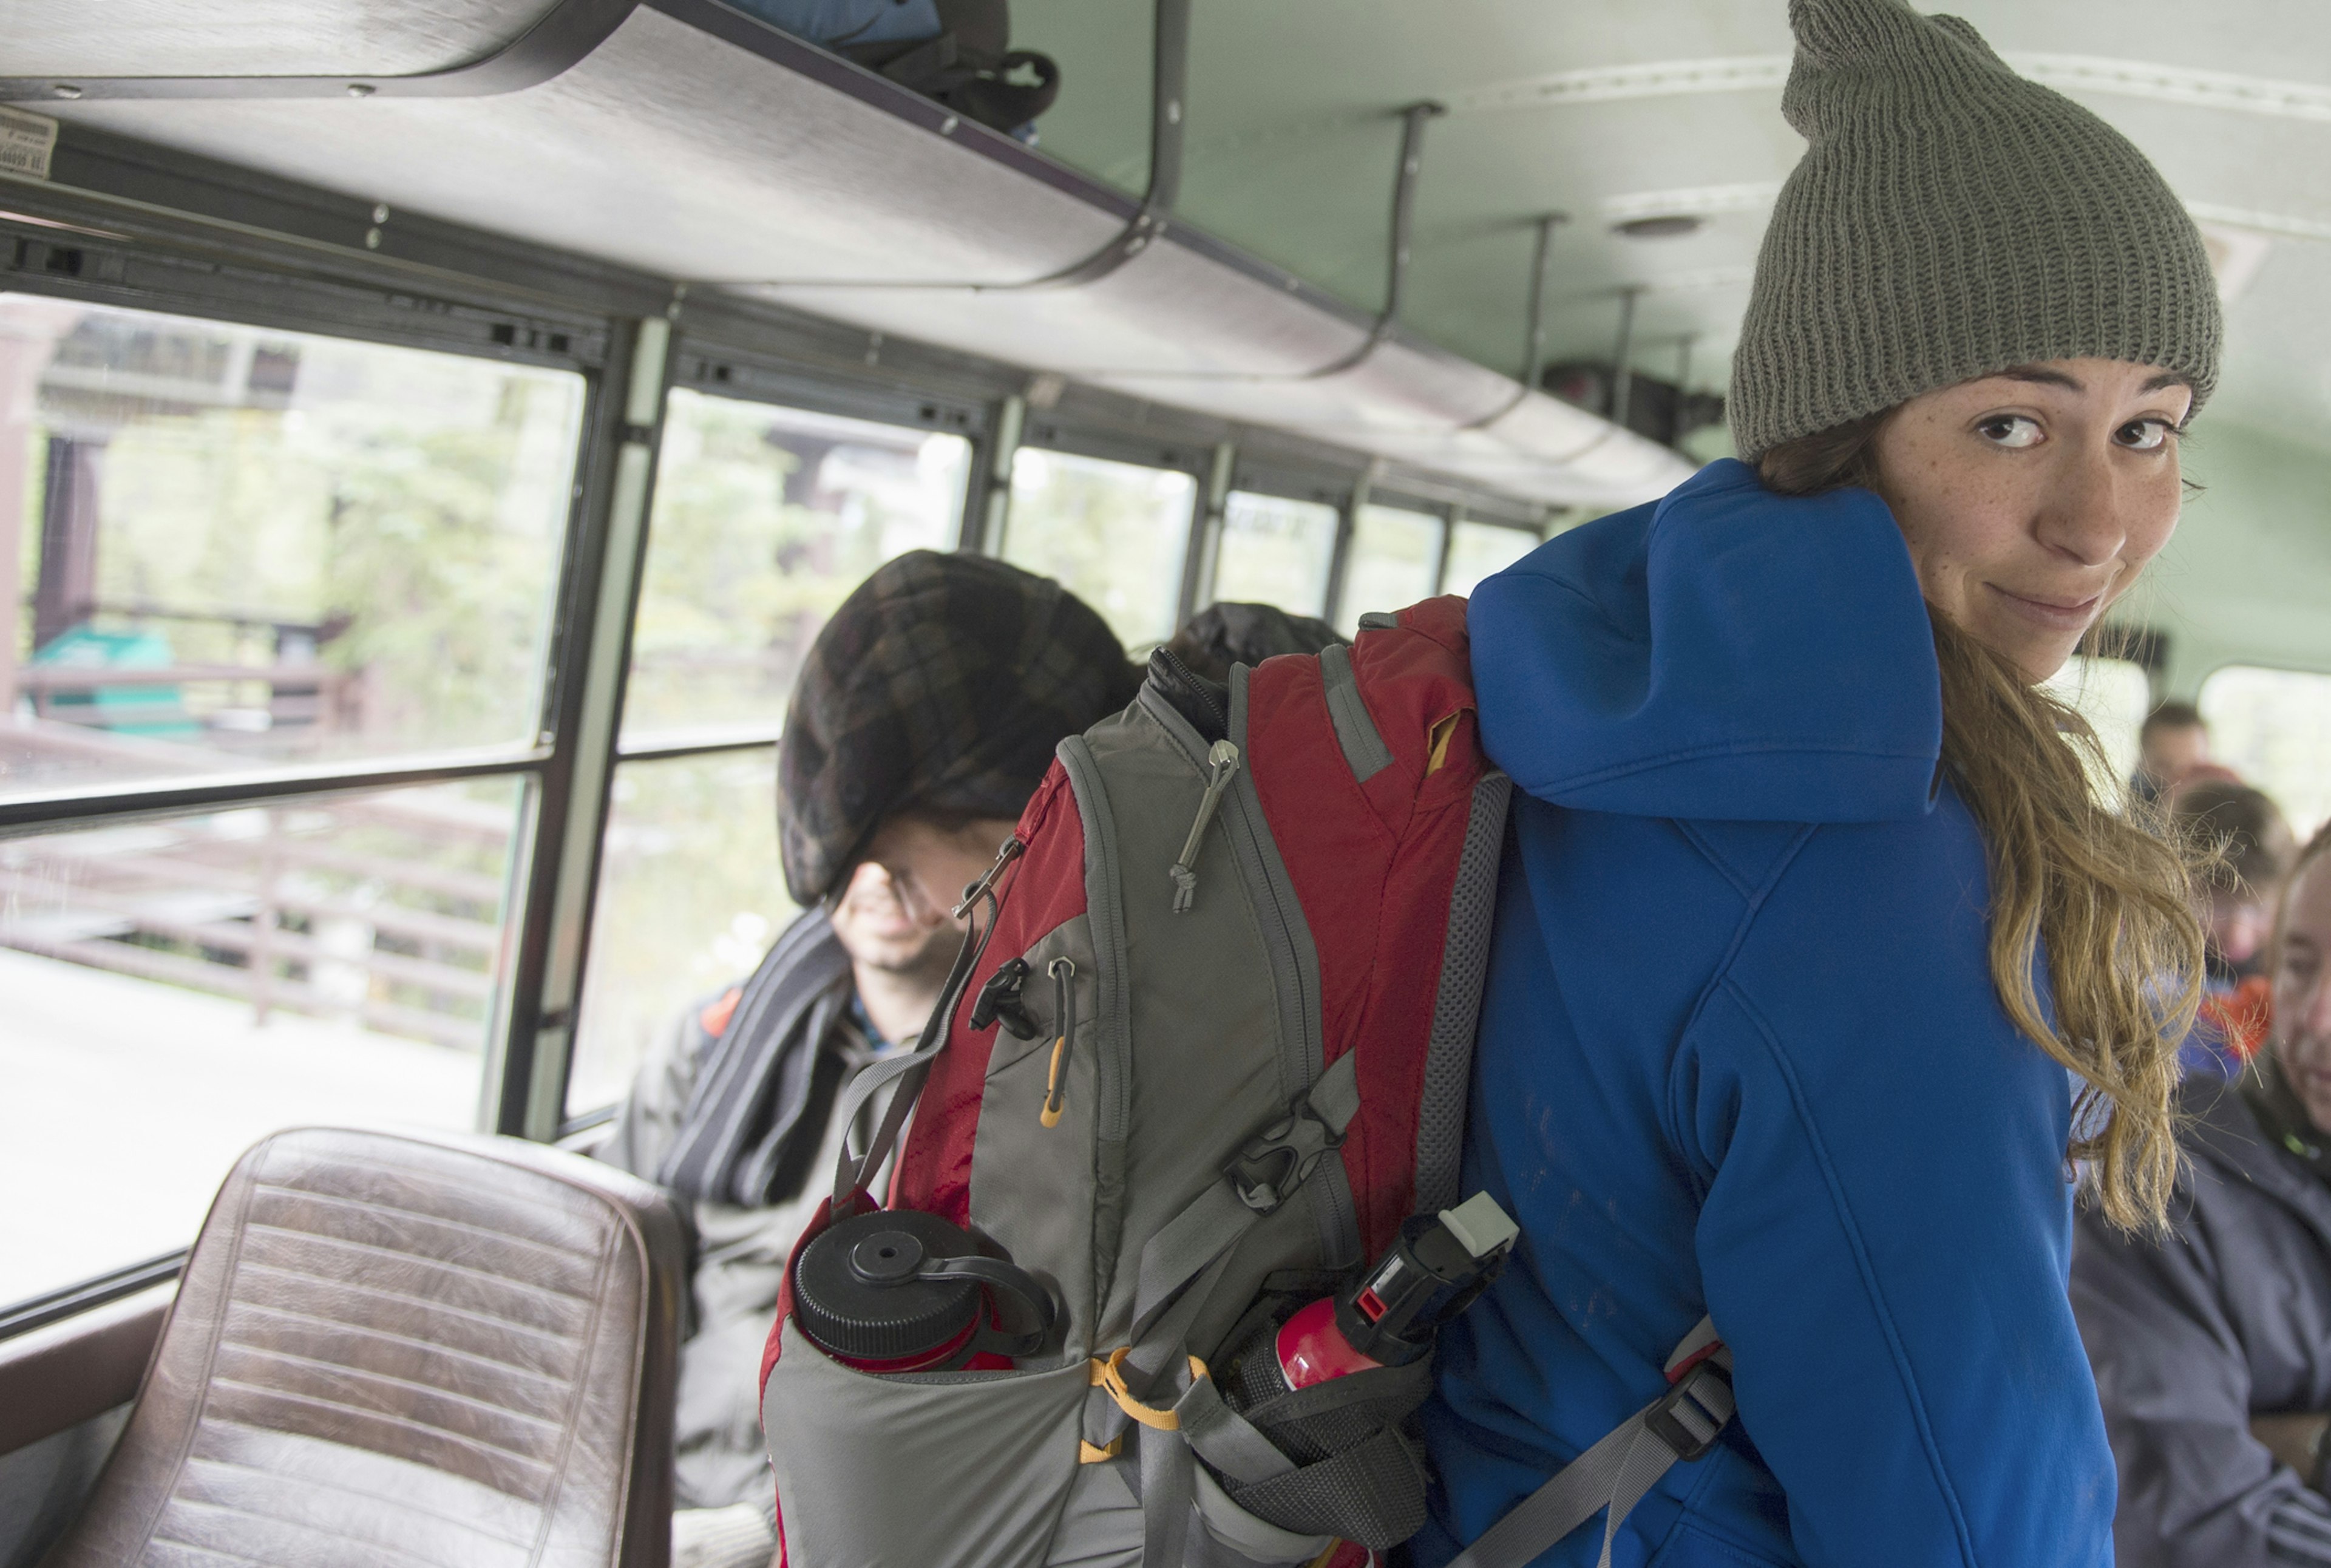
[{"left": 1276, "top": 1191, "right": 1519, "bottom": 1390}]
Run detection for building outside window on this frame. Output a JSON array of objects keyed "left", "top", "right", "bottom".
[{"left": 0, "top": 294, "right": 585, "bottom": 1311}]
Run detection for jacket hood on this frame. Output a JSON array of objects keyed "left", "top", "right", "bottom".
[{"left": 1468, "top": 457, "right": 1942, "bottom": 823}]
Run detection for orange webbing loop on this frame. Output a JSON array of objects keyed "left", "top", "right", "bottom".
[
  {"left": 1089, "top": 1346, "right": 1207, "bottom": 1431},
  {"left": 1040, "top": 1035, "right": 1068, "bottom": 1128}
]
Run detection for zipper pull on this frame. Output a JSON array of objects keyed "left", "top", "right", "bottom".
[
  {"left": 1169, "top": 740, "right": 1241, "bottom": 914},
  {"left": 1040, "top": 957, "right": 1077, "bottom": 1128},
  {"left": 970, "top": 957, "right": 1040, "bottom": 1039}
]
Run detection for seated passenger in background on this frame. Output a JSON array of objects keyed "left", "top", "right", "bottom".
[
  {"left": 598, "top": 550, "right": 1138, "bottom": 1567},
  {"left": 2173, "top": 777, "right": 2298, "bottom": 1073},
  {"left": 2134, "top": 699, "right": 2212, "bottom": 806},
  {"left": 2074, "top": 823, "right": 2331, "bottom": 1567}
]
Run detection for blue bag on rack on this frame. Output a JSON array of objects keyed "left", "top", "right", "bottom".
[{"left": 722, "top": 0, "right": 1059, "bottom": 138}]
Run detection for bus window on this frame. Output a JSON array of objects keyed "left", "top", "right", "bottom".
[
  {"left": 1442, "top": 520, "right": 1541, "bottom": 600},
  {"left": 1212, "top": 491, "right": 1339, "bottom": 617},
  {"left": 569, "top": 750, "right": 785, "bottom": 1119},
  {"left": 0, "top": 294, "right": 582, "bottom": 799},
  {"left": 0, "top": 778, "right": 521, "bottom": 1306},
  {"left": 2200, "top": 665, "right": 2331, "bottom": 838},
  {"left": 568, "top": 392, "right": 971, "bottom": 1115},
  {"left": 622, "top": 391, "right": 971, "bottom": 742},
  {"left": 2041, "top": 654, "right": 2153, "bottom": 793},
  {"left": 1003, "top": 447, "right": 1195, "bottom": 648},
  {"left": 1338, "top": 504, "right": 1445, "bottom": 634}
]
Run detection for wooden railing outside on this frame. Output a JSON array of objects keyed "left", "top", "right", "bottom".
[{"left": 0, "top": 765, "right": 509, "bottom": 1051}]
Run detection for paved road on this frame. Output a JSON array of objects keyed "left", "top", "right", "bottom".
[{"left": 0, "top": 948, "right": 482, "bottom": 1309}]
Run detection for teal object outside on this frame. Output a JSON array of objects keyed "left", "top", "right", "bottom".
[{"left": 30, "top": 626, "right": 198, "bottom": 738}]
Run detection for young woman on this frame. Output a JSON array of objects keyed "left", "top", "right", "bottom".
[{"left": 1417, "top": 2, "right": 2216, "bottom": 1564}]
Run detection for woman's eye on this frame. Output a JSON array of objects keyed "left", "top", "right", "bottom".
[
  {"left": 2115, "top": 419, "right": 2170, "bottom": 451},
  {"left": 1975, "top": 415, "right": 2043, "bottom": 448}
]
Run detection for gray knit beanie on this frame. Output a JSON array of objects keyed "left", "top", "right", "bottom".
[{"left": 1728, "top": 0, "right": 2222, "bottom": 460}]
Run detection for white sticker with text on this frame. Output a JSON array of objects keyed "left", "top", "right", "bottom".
[{"left": 0, "top": 106, "right": 60, "bottom": 181}]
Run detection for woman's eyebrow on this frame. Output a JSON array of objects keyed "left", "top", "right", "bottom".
[
  {"left": 1995, "top": 365, "right": 2084, "bottom": 391},
  {"left": 2140, "top": 371, "right": 2192, "bottom": 393}
]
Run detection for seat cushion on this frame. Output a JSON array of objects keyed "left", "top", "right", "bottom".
[{"left": 44, "top": 1125, "right": 683, "bottom": 1568}]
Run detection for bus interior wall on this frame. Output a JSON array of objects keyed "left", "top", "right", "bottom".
[{"left": 3, "top": 0, "right": 2331, "bottom": 1559}]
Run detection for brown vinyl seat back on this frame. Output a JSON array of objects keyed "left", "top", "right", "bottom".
[{"left": 44, "top": 1126, "right": 685, "bottom": 1568}]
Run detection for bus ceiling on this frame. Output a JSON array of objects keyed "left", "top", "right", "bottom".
[
  {"left": 0, "top": 0, "right": 1706, "bottom": 509},
  {"left": 3, "top": 4, "right": 2330, "bottom": 513}
]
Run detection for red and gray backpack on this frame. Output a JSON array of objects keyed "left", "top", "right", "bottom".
[{"left": 758, "top": 597, "right": 1736, "bottom": 1568}]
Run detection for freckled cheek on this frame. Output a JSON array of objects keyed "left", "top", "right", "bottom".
[{"left": 2125, "top": 489, "right": 2180, "bottom": 571}]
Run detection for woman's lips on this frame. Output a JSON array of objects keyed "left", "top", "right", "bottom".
[{"left": 1985, "top": 582, "right": 2103, "bottom": 631}]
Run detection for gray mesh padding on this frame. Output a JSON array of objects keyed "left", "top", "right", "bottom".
[
  {"left": 1218, "top": 1427, "right": 1430, "bottom": 1553},
  {"left": 1415, "top": 771, "right": 1513, "bottom": 1214},
  {"left": 1205, "top": 1311, "right": 1435, "bottom": 1552}
]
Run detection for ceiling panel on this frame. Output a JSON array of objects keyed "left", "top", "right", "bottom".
[
  {"left": 21, "top": 0, "right": 2328, "bottom": 486},
  {"left": 0, "top": 0, "right": 555, "bottom": 78},
  {"left": 1017, "top": 0, "right": 2331, "bottom": 450}
]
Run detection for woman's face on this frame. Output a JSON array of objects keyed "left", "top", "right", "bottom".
[
  {"left": 1871, "top": 358, "right": 2194, "bottom": 682},
  {"left": 2273, "top": 856, "right": 2331, "bottom": 1132}
]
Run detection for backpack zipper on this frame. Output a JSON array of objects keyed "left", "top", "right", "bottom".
[
  {"left": 1040, "top": 956, "right": 1077, "bottom": 1128},
  {"left": 1168, "top": 739, "right": 1241, "bottom": 914}
]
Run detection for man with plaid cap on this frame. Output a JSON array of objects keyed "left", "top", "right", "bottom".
[{"left": 599, "top": 551, "right": 1140, "bottom": 1566}]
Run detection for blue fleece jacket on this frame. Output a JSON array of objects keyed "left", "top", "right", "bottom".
[{"left": 1416, "top": 460, "right": 2114, "bottom": 1568}]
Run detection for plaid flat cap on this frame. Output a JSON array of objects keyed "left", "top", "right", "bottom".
[{"left": 778, "top": 551, "right": 1141, "bottom": 904}]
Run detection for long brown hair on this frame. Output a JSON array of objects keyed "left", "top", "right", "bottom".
[{"left": 1762, "top": 416, "right": 2205, "bottom": 1232}]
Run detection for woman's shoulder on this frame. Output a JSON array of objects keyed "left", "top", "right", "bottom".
[{"left": 1695, "top": 789, "right": 2051, "bottom": 1091}]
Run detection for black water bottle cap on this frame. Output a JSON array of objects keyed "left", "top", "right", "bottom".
[{"left": 793, "top": 1210, "right": 984, "bottom": 1363}]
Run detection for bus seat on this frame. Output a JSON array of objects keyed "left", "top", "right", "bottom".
[{"left": 39, "top": 1126, "right": 685, "bottom": 1568}]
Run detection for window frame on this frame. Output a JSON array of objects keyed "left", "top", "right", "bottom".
[
  {"left": 0, "top": 214, "right": 646, "bottom": 1321},
  {"left": 1439, "top": 512, "right": 1547, "bottom": 597},
  {"left": 995, "top": 429, "right": 1209, "bottom": 649},
  {"left": 2192, "top": 658, "right": 2331, "bottom": 835},
  {"left": 0, "top": 140, "right": 1579, "bottom": 1326},
  {"left": 617, "top": 346, "right": 991, "bottom": 763}
]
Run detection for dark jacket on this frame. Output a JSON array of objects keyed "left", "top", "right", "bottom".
[
  {"left": 2073, "top": 1076, "right": 2331, "bottom": 1566},
  {"left": 1419, "top": 459, "right": 2113, "bottom": 1567}
]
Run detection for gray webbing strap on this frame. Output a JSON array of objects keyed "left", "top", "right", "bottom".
[
  {"left": 829, "top": 872, "right": 1008, "bottom": 1207},
  {"left": 1121, "top": 1246, "right": 1238, "bottom": 1398},
  {"left": 1130, "top": 1182, "right": 1258, "bottom": 1345},
  {"left": 1175, "top": 1370, "right": 1297, "bottom": 1487},
  {"left": 827, "top": 1039, "right": 944, "bottom": 1207},
  {"left": 1127, "top": 1051, "right": 1363, "bottom": 1351},
  {"left": 1447, "top": 1323, "right": 1733, "bottom": 1568},
  {"left": 1121, "top": 1051, "right": 1364, "bottom": 1558},
  {"left": 1139, "top": 1419, "right": 1196, "bottom": 1566}
]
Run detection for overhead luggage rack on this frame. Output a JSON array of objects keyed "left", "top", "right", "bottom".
[{"left": 0, "top": 0, "right": 1694, "bottom": 507}]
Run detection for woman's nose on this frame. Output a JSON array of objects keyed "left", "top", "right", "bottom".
[{"left": 2031, "top": 453, "right": 2127, "bottom": 569}]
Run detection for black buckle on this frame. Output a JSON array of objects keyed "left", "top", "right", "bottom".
[
  {"left": 1643, "top": 1363, "right": 1732, "bottom": 1462},
  {"left": 1224, "top": 1091, "right": 1347, "bottom": 1215}
]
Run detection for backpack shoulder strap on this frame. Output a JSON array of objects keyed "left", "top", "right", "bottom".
[{"left": 1446, "top": 1319, "right": 1733, "bottom": 1568}]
